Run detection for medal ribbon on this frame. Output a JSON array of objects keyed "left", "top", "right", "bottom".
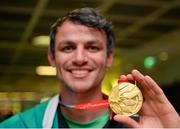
[
  {"left": 74, "top": 99, "right": 109, "bottom": 109},
  {"left": 59, "top": 99, "right": 113, "bottom": 119}
]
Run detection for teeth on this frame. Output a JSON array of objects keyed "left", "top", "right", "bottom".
[{"left": 71, "top": 70, "right": 89, "bottom": 75}]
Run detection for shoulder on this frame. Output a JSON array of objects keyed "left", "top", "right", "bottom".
[{"left": 0, "top": 101, "right": 49, "bottom": 128}]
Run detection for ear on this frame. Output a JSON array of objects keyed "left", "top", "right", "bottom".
[
  {"left": 47, "top": 48, "right": 56, "bottom": 67},
  {"left": 106, "top": 51, "right": 114, "bottom": 69}
]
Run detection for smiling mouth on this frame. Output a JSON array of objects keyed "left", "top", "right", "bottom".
[{"left": 69, "top": 69, "right": 92, "bottom": 78}]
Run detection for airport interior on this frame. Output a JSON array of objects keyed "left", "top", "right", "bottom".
[{"left": 0, "top": 0, "right": 180, "bottom": 122}]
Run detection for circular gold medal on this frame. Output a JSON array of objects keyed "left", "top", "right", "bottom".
[{"left": 109, "top": 82, "right": 143, "bottom": 116}]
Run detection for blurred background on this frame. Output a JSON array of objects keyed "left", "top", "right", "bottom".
[{"left": 0, "top": 0, "right": 180, "bottom": 122}]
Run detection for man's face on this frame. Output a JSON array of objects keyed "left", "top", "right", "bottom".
[{"left": 49, "top": 20, "right": 113, "bottom": 93}]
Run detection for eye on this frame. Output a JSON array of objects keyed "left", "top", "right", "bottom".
[
  {"left": 87, "top": 46, "right": 100, "bottom": 52},
  {"left": 61, "top": 46, "right": 75, "bottom": 53}
]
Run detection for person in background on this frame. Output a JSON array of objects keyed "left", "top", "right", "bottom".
[{"left": 0, "top": 7, "right": 179, "bottom": 128}]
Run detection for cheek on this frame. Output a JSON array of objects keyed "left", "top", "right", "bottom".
[
  {"left": 54, "top": 55, "right": 68, "bottom": 76},
  {"left": 92, "top": 53, "right": 109, "bottom": 66},
  {"left": 55, "top": 53, "right": 70, "bottom": 65},
  {"left": 54, "top": 53, "right": 76, "bottom": 79}
]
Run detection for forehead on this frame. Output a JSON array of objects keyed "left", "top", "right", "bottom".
[{"left": 55, "top": 20, "right": 107, "bottom": 44}]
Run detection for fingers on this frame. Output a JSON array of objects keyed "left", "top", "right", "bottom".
[
  {"left": 120, "top": 75, "right": 127, "bottom": 79},
  {"left": 120, "top": 69, "right": 163, "bottom": 100},
  {"left": 144, "top": 75, "right": 163, "bottom": 95},
  {"left": 131, "top": 69, "right": 149, "bottom": 90},
  {"left": 127, "top": 74, "right": 135, "bottom": 82},
  {"left": 131, "top": 70, "right": 151, "bottom": 95},
  {"left": 131, "top": 69, "right": 163, "bottom": 97},
  {"left": 144, "top": 75, "right": 171, "bottom": 104},
  {"left": 131, "top": 69, "right": 172, "bottom": 106},
  {"left": 114, "top": 115, "right": 139, "bottom": 128},
  {"left": 120, "top": 74, "right": 134, "bottom": 83}
]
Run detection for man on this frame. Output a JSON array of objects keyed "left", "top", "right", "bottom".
[{"left": 0, "top": 7, "right": 179, "bottom": 128}]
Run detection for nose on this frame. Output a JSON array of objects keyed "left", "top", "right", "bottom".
[{"left": 72, "top": 47, "right": 87, "bottom": 66}]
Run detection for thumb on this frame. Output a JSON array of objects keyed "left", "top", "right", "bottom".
[{"left": 114, "top": 115, "right": 139, "bottom": 128}]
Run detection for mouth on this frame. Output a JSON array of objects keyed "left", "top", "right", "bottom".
[{"left": 67, "top": 68, "right": 93, "bottom": 78}]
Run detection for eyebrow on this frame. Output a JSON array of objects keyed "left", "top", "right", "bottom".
[
  {"left": 57, "top": 38, "right": 104, "bottom": 48},
  {"left": 86, "top": 39, "right": 104, "bottom": 45},
  {"left": 58, "top": 40, "right": 75, "bottom": 46}
]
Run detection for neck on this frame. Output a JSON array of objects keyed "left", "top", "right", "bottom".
[{"left": 59, "top": 86, "right": 108, "bottom": 122}]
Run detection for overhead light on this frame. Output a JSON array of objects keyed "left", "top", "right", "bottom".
[
  {"left": 144, "top": 56, "right": 156, "bottom": 70},
  {"left": 32, "top": 35, "right": 49, "bottom": 46},
  {"left": 159, "top": 52, "right": 168, "bottom": 61},
  {"left": 36, "top": 66, "right": 56, "bottom": 76}
]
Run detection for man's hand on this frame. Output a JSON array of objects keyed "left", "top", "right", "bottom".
[{"left": 114, "top": 69, "right": 180, "bottom": 128}]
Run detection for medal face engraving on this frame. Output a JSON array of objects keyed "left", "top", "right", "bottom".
[{"left": 109, "top": 82, "right": 143, "bottom": 116}]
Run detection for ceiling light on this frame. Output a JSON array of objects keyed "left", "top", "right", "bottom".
[
  {"left": 144, "top": 56, "right": 156, "bottom": 70},
  {"left": 36, "top": 66, "right": 56, "bottom": 76},
  {"left": 32, "top": 35, "right": 49, "bottom": 46},
  {"left": 159, "top": 52, "right": 168, "bottom": 61}
]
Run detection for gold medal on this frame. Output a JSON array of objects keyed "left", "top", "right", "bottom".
[{"left": 109, "top": 81, "right": 143, "bottom": 116}]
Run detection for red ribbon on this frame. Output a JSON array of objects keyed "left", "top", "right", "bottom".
[
  {"left": 73, "top": 99, "right": 113, "bottom": 120},
  {"left": 74, "top": 99, "right": 109, "bottom": 109}
]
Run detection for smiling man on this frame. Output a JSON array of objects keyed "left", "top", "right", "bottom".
[
  {"left": 0, "top": 7, "right": 179, "bottom": 128},
  {"left": 49, "top": 20, "right": 113, "bottom": 94}
]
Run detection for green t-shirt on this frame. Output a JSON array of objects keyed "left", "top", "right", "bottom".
[{"left": 63, "top": 109, "right": 109, "bottom": 128}]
